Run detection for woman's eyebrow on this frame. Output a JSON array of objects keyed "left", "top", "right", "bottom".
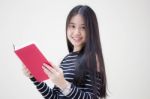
[
  {"left": 69, "top": 23, "right": 75, "bottom": 25},
  {"left": 69, "top": 23, "right": 85, "bottom": 26}
]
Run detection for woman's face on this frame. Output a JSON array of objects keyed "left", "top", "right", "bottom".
[{"left": 67, "top": 14, "right": 86, "bottom": 52}]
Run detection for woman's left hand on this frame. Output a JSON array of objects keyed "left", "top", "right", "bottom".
[{"left": 42, "top": 63, "right": 68, "bottom": 90}]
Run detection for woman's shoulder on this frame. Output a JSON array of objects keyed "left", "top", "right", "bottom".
[
  {"left": 60, "top": 52, "right": 79, "bottom": 62},
  {"left": 66, "top": 51, "right": 79, "bottom": 57}
]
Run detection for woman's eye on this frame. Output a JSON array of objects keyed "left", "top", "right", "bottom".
[
  {"left": 82, "top": 27, "right": 85, "bottom": 29},
  {"left": 69, "top": 25, "right": 75, "bottom": 29},
  {"left": 71, "top": 25, "right": 75, "bottom": 28},
  {"left": 80, "top": 26, "right": 86, "bottom": 30}
]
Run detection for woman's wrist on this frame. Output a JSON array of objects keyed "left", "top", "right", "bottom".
[
  {"left": 60, "top": 81, "right": 72, "bottom": 95},
  {"left": 59, "top": 80, "right": 70, "bottom": 90}
]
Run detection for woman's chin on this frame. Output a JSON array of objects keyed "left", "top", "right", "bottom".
[{"left": 73, "top": 43, "right": 82, "bottom": 47}]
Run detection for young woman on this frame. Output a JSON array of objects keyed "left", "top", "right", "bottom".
[{"left": 23, "top": 5, "right": 107, "bottom": 99}]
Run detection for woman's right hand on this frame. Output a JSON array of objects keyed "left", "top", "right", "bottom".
[{"left": 22, "top": 64, "right": 33, "bottom": 78}]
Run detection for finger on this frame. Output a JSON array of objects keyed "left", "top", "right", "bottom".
[
  {"left": 42, "top": 66, "right": 52, "bottom": 77},
  {"left": 42, "top": 66, "right": 48, "bottom": 74},
  {"left": 49, "top": 62, "right": 60, "bottom": 72},
  {"left": 22, "top": 64, "right": 33, "bottom": 77},
  {"left": 43, "top": 63, "right": 57, "bottom": 74},
  {"left": 22, "top": 63, "right": 25, "bottom": 67},
  {"left": 22, "top": 64, "right": 30, "bottom": 73},
  {"left": 22, "top": 67, "right": 32, "bottom": 77},
  {"left": 22, "top": 66, "right": 28, "bottom": 73},
  {"left": 22, "top": 63, "right": 27, "bottom": 68},
  {"left": 43, "top": 63, "right": 52, "bottom": 71},
  {"left": 23, "top": 66, "right": 30, "bottom": 73}
]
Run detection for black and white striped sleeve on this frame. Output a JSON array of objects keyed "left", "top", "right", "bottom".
[
  {"left": 65, "top": 74, "right": 101, "bottom": 99},
  {"left": 30, "top": 77, "right": 60, "bottom": 99}
]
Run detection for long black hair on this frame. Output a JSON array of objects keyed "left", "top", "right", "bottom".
[{"left": 66, "top": 5, "right": 107, "bottom": 98}]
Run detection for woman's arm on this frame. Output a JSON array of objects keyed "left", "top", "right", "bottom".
[
  {"left": 30, "top": 77, "right": 60, "bottom": 99},
  {"left": 64, "top": 73, "right": 101, "bottom": 99},
  {"left": 42, "top": 62, "right": 101, "bottom": 99},
  {"left": 22, "top": 65, "right": 60, "bottom": 99}
]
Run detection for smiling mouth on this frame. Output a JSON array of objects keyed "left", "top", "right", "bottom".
[{"left": 72, "top": 37, "right": 82, "bottom": 42}]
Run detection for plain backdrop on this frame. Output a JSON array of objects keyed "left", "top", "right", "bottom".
[{"left": 0, "top": 0, "right": 150, "bottom": 99}]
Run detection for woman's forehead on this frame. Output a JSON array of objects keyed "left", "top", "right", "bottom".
[{"left": 69, "top": 14, "right": 85, "bottom": 25}]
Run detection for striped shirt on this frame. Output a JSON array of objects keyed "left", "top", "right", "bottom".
[{"left": 30, "top": 52, "right": 102, "bottom": 99}]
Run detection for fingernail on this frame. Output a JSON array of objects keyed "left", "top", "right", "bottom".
[{"left": 42, "top": 66, "right": 44, "bottom": 69}]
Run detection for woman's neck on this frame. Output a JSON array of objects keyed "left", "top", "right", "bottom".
[{"left": 73, "top": 46, "right": 82, "bottom": 52}]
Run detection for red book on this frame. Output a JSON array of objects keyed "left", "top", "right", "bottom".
[{"left": 14, "top": 43, "right": 51, "bottom": 82}]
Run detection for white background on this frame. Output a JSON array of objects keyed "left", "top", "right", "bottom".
[{"left": 0, "top": 0, "right": 150, "bottom": 99}]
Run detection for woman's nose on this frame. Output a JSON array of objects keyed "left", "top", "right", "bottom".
[{"left": 74, "top": 28, "right": 81, "bottom": 35}]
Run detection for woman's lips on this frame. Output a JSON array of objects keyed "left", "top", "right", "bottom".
[{"left": 72, "top": 37, "right": 82, "bottom": 42}]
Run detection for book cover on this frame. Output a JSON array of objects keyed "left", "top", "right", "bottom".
[{"left": 14, "top": 43, "right": 51, "bottom": 82}]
